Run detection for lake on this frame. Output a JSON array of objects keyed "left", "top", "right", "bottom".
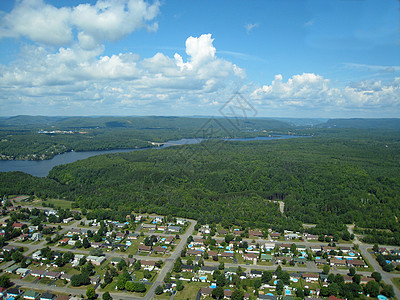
[{"left": 0, "top": 135, "right": 303, "bottom": 177}]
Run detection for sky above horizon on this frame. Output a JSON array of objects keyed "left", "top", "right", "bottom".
[{"left": 0, "top": 0, "right": 399, "bottom": 118}]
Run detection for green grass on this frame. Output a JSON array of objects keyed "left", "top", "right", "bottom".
[
  {"left": 391, "top": 277, "right": 400, "bottom": 291},
  {"left": 174, "top": 282, "right": 205, "bottom": 300},
  {"left": 40, "top": 198, "right": 74, "bottom": 209}
]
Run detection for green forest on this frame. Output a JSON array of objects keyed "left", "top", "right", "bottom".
[
  {"left": 1, "top": 119, "right": 400, "bottom": 244},
  {"left": 0, "top": 116, "right": 291, "bottom": 160}
]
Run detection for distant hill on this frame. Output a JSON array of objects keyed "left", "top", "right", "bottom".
[
  {"left": 0, "top": 115, "right": 293, "bottom": 131},
  {"left": 319, "top": 118, "right": 400, "bottom": 129},
  {"left": 0, "top": 115, "right": 65, "bottom": 127}
]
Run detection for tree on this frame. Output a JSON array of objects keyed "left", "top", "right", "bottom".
[
  {"left": 134, "top": 259, "right": 141, "bottom": 270},
  {"left": 173, "top": 257, "right": 182, "bottom": 273},
  {"left": 349, "top": 267, "right": 356, "bottom": 276},
  {"left": 323, "top": 265, "right": 330, "bottom": 275},
  {"left": 0, "top": 275, "right": 10, "bottom": 288},
  {"left": 372, "top": 244, "right": 379, "bottom": 252},
  {"left": 83, "top": 237, "right": 90, "bottom": 249},
  {"left": 102, "top": 292, "right": 112, "bottom": 300},
  {"left": 11, "top": 250, "right": 24, "bottom": 263},
  {"left": 296, "top": 288, "right": 304, "bottom": 298},
  {"left": 352, "top": 274, "right": 361, "bottom": 285},
  {"left": 371, "top": 272, "right": 382, "bottom": 282},
  {"left": 155, "top": 285, "right": 163, "bottom": 295},
  {"left": 212, "top": 286, "right": 224, "bottom": 299},
  {"left": 383, "top": 263, "right": 394, "bottom": 272},
  {"left": 276, "top": 280, "right": 284, "bottom": 295},
  {"left": 364, "top": 280, "right": 380, "bottom": 297},
  {"left": 176, "top": 280, "right": 184, "bottom": 291},
  {"left": 231, "top": 290, "right": 244, "bottom": 300},
  {"left": 262, "top": 271, "right": 273, "bottom": 283},
  {"left": 103, "top": 271, "right": 113, "bottom": 285},
  {"left": 216, "top": 274, "right": 226, "bottom": 287},
  {"left": 381, "top": 284, "right": 395, "bottom": 298},
  {"left": 116, "top": 259, "right": 126, "bottom": 271},
  {"left": 86, "top": 286, "right": 96, "bottom": 300}
]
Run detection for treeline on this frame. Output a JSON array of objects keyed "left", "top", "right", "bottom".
[
  {"left": 1, "top": 129, "right": 400, "bottom": 240},
  {"left": 0, "top": 116, "right": 292, "bottom": 160}
]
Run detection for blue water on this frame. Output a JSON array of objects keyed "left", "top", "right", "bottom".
[
  {"left": 210, "top": 284, "right": 216, "bottom": 289},
  {"left": 378, "top": 295, "right": 388, "bottom": 300},
  {"left": 200, "top": 276, "right": 207, "bottom": 280},
  {"left": 347, "top": 257, "right": 353, "bottom": 260},
  {"left": 0, "top": 135, "right": 306, "bottom": 177},
  {"left": 292, "top": 278, "right": 298, "bottom": 282},
  {"left": 225, "top": 251, "right": 234, "bottom": 253},
  {"left": 285, "top": 290, "right": 291, "bottom": 295},
  {"left": 349, "top": 252, "right": 355, "bottom": 256},
  {"left": 267, "top": 293, "right": 273, "bottom": 296}
]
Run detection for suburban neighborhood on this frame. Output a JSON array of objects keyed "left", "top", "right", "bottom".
[{"left": 0, "top": 196, "right": 398, "bottom": 300}]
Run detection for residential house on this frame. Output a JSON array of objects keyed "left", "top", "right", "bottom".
[
  {"left": 243, "top": 253, "right": 258, "bottom": 263},
  {"left": 31, "top": 269, "right": 47, "bottom": 278},
  {"left": 187, "top": 249, "right": 203, "bottom": 257},
  {"left": 260, "top": 254, "right": 273, "bottom": 261},
  {"left": 221, "top": 252, "right": 234, "bottom": 259},
  {"left": 302, "top": 273, "right": 319, "bottom": 282},
  {"left": 315, "top": 258, "right": 328, "bottom": 265},
  {"left": 181, "top": 264, "right": 195, "bottom": 273},
  {"left": 249, "top": 230, "right": 263, "bottom": 237},
  {"left": 30, "top": 232, "right": 42, "bottom": 241},
  {"left": 63, "top": 217, "right": 74, "bottom": 224},
  {"left": 16, "top": 268, "right": 30, "bottom": 277},
  {"left": 60, "top": 273, "right": 73, "bottom": 282},
  {"left": 208, "top": 250, "right": 218, "bottom": 259},
  {"left": 40, "top": 292, "right": 56, "bottom": 300},
  {"left": 168, "top": 225, "right": 182, "bottom": 233},
  {"left": 45, "top": 272, "right": 61, "bottom": 280},
  {"left": 250, "top": 270, "right": 263, "bottom": 278},
  {"left": 153, "top": 246, "right": 167, "bottom": 254},
  {"left": 347, "top": 259, "right": 366, "bottom": 268},
  {"left": 138, "top": 244, "right": 152, "bottom": 252},
  {"left": 200, "top": 287, "right": 213, "bottom": 297},
  {"left": 7, "top": 288, "right": 23, "bottom": 298},
  {"left": 270, "top": 232, "right": 281, "bottom": 239},
  {"left": 141, "top": 260, "right": 156, "bottom": 271},
  {"left": 330, "top": 257, "right": 346, "bottom": 267},
  {"left": 163, "top": 236, "right": 174, "bottom": 244},
  {"left": 176, "top": 218, "right": 186, "bottom": 225},
  {"left": 57, "top": 238, "right": 70, "bottom": 246},
  {"left": 199, "top": 266, "right": 217, "bottom": 274}
]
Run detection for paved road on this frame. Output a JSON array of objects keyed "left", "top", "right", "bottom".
[{"left": 145, "top": 219, "right": 196, "bottom": 300}]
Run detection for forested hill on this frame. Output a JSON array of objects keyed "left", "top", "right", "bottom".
[
  {"left": 1, "top": 129, "right": 400, "bottom": 242},
  {"left": 0, "top": 116, "right": 293, "bottom": 160},
  {"left": 319, "top": 118, "right": 400, "bottom": 129}
]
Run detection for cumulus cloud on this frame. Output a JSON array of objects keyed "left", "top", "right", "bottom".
[
  {"left": 0, "top": 0, "right": 160, "bottom": 49},
  {"left": 251, "top": 73, "right": 400, "bottom": 113},
  {"left": 0, "top": 34, "right": 245, "bottom": 115}
]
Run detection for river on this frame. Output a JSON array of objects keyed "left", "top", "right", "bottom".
[{"left": 0, "top": 135, "right": 303, "bottom": 177}]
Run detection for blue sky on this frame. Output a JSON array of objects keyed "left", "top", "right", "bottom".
[{"left": 0, "top": 0, "right": 399, "bottom": 118}]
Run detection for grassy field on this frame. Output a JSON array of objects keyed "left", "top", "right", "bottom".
[
  {"left": 174, "top": 282, "right": 205, "bottom": 300},
  {"left": 37, "top": 198, "right": 74, "bottom": 210},
  {"left": 392, "top": 277, "right": 400, "bottom": 291}
]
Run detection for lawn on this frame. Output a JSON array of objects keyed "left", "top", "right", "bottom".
[
  {"left": 391, "top": 277, "right": 400, "bottom": 291},
  {"left": 174, "top": 281, "right": 206, "bottom": 300},
  {"left": 41, "top": 198, "right": 74, "bottom": 210}
]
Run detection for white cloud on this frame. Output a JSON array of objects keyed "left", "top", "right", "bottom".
[
  {"left": 245, "top": 23, "right": 259, "bottom": 33},
  {"left": 252, "top": 73, "right": 400, "bottom": 113},
  {"left": 0, "top": 0, "right": 160, "bottom": 49},
  {"left": 0, "top": 34, "right": 245, "bottom": 115}
]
